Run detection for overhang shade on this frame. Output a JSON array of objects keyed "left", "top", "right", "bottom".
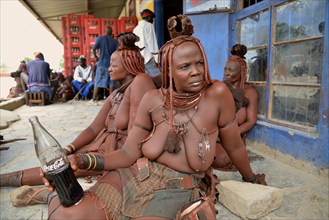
[{"left": 19, "top": 0, "right": 127, "bottom": 44}]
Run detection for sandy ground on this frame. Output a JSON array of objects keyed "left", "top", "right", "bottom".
[{"left": 0, "top": 100, "right": 328, "bottom": 220}]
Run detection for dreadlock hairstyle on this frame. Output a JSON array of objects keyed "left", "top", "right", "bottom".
[
  {"left": 228, "top": 44, "right": 248, "bottom": 88},
  {"left": 158, "top": 15, "right": 212, "bottom": 153},
  {"left": 224, "top": 44, "right": 249, "bottom": 111},
  {"left": 111, "top": 32, "right": 146, "bottom": 95},
  {"left": 116, "top": 32, "right": 145, "bottom": 76}
]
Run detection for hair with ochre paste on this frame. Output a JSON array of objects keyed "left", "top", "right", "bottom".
[
  {"left": 228, "top": 44, "right": 248, "bottom": 88},
  {"left": 116, "top": 32, "right": 145, "bottom": 75}
]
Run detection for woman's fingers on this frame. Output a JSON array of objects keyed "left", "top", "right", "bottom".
[{"left": 39, "top": 168, "right": 54, "bottom": 192}]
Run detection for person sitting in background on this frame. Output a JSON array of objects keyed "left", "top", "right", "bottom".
[
  {"left": 54, "top": 75, "right": 74, "bottom": 102},
  {"left": 42, "top": 15, "right": 265, "bottom": 219},
  {"left": 2, "top": 33, "right": 156, "bottom": 208},
  {"left": 26, "top": 52, "right": 52, "bottom": 99},
  {"left": 72, "top": 55, "right": 94, "bottom": 100},
  {"left": 19, "top": 60, "right": 28, "bottom": 91},
  {"left": 8, "top": 60, "right": 27, "bottom": 98},
  {"left": 212, "top": 44, "right": 258, "bottom": 171},
  {"left": 50, "top": 70, "right": 66, "bottom": 101}
]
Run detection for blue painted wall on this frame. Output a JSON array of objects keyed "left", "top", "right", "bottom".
[
  {"left": 185, "top": 0, "right": 329, "bottom": 169},
  {"left": 246, "top": 0, "right": 329, "bottom": 169},
  {"left": 189, "top": 14, "right": 229, "bottom": 81}
]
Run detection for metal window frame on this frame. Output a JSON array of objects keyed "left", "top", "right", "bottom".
[{"left": 233, "top": 0, "right": 326, "bottom": 133}]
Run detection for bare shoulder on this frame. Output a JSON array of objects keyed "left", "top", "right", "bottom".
[
  {"left": 130, "top": 73, "right": 157, "bottom": 92},
  {"left": 138, "top": 88, "right": 163, "bottom": 112},
  {"left": 206, "top": 80, "right": 231, "bottom": 98},
  {"left": 143, "top": 88, "right": 162, "bottom": 100},
  {"left": 244, "top": 86, "right": 258, "bottom": 98}
]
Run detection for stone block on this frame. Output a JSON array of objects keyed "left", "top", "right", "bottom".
[
  {"left": 0, "top": 109, "right": 20, "bottom": 129},
  {"left": 0, "top": 96, "right": 25, "bottom": 111},
  {"left": 218, "top": 180, "right": 283, "bottom": 219}
]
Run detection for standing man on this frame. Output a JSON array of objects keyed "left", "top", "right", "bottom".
[
  {"left": 26, "top": 52, "right": 53, "bottom": 99},
  {"left": 72, "top": 55, "right": 94, "bottom": 100},
  {"left": 90, "top": 26, "right": 119, "bottom": 105},
  {"left": 133, "top": 9, "right": 161, "bottom": 77}
]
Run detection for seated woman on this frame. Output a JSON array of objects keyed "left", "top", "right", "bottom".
[
  {"left": 1, "top": 33, "right": 156, "bottom": 205},
  {"left": 43, "top": 15, "right": 265, "bottom": 220},
  {"left": 212, "top": 44, "right": 258, "bottom": 171}
]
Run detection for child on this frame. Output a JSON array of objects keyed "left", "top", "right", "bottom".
[{"left": 55, "top": 76, "right": 74, "bottom": 102}]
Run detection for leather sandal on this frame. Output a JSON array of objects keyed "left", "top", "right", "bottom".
[{"left": 10, "top": 185, "right": 50, "bottom": 207}]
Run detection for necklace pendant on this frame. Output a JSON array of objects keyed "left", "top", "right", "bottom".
[
  {"left": 205, "top": 140, "right": 210, "bottom": 151},
  {"left": 176, "top": 123, "right": 187, "bottom": 136},
  {"left": 198, "top": 142, "right": 205, "bottom": 163}
]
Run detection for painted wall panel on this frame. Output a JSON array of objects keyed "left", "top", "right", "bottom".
[
  {"left": 247, "top": 123, "right": 328, "bottom": 169},
  {"left": 185, "top": 0, "right": 329, "bottom": 170},
  {"left": 189, "top": 13, "right": 229, "bottom": 81}
]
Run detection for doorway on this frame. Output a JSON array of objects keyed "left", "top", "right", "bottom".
[{"left": 155, "top": 0, "right": 183, "bottom": 47}]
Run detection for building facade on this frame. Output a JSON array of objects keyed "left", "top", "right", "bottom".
[{"left": 121, "top": 0, "right": 328, "bottom": 171}]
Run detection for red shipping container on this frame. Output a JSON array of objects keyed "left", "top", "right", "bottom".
[
  {"left": 62, "top": 17, "right": 68, "bottom": 58},
  {"left": 67, "top": 35, "right": 83, "bottom": 48},
  {"left": 67, "top": 45, "right": 83, "bottom": 58},
  {"left": 101, "top": 18, "right": 118, "bottom": 37},
  {"left": 66, "top": 14, "right": 82, "bottom": 26},
  {"left": 82, "top": 14, "right": 94, "bottom": 20},
  {"left": 84, "top": 18, "right": 101, "bottom": 34},
  {"left": 67, "top": 25, "right": 83, "bottom": 35},
  {"left": 118, "top": 16, "right": 138, "bottom": 34}
]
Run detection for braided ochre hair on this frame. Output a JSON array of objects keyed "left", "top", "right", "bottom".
[
  {"left": 228, "top": 44, "right": 248, "bottom": 88},
  {"left": 116, "top": 32, "right": 145, "bottom": 75},
  {"left": 159, "top": 15, "right": 212, "bottom": 136}
]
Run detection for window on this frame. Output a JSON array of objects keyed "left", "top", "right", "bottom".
[
  {"left": 237, "top": 0, "right": 326, "bottom": 131},
  {"left": 237, "top": 10, "right": 269, "bottom": 116},
  {"left": 242, "top": 0, "right": 263, "bottom": 9}
]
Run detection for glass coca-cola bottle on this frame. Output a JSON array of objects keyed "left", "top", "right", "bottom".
[{"left": 29, "top": 116, "right": 83, "bottom": 207}]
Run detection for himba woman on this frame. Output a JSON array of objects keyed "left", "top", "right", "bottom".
[
  {"left": 1, "top": 33, "right": 157, "bottom": 206},
  {"left": 212, "top": 44, "right": 259, "bottom": 171},
  {"left": 42, "top": 15, "right": 266, "bottom": 219}
]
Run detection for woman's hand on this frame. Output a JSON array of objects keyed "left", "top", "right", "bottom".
[
  {"left": 255, "top": 173, "right": 267, "bottom": 185},
  {"left": 39, "top": 154, "right": 84, "bottom": 191},
  {"left": 63, "top": 148, "right": 70, "bottom": 156},
  {"left": 67, "top": 154, "right": 84, "bottom": 170},
  {"left": 40, "top": 168, "right": 55, "bottom": 192},
  {"left": 242, "top": 173, "right": 267, "bottom": 185}
]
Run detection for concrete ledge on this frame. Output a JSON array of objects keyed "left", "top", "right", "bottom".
[
  {"left": 218, "top": 180, "right": 283, "bottom": 219},
  {"left": 0, "top": 96, "right": 25, "bottom": 111},
  {"left": 0, "top": 109, "right": 20, "bottom": 129}
]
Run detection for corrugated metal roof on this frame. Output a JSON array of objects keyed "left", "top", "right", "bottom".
[{"left": 18, "top": 0, "right": 127, "bottom": 44}]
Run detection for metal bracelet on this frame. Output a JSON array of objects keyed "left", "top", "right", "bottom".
[{"left": 242, "top": 174, "right": 257, "bottom": 183}]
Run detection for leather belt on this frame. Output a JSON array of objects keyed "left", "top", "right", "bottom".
[
  {"left": 137, "top": 157, "right": 149, "bottom": 181},
  {"left": 136, "top": 157, "right": 201, "bottom": 190},
  {"left": 165, "top": 175, "right": 201, "bottom": 190}
]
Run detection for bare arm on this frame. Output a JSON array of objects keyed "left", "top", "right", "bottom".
[
  {"left": 215, "top": 82, "right": 255, "bottom": 181},
  {"left": 100, "top": 91, "right": 156, "bottom": 170},
  {"left": 239, "top": 87, "right": 258, "bottom": 135},
  {"left": 69, "top": 97, "right": 112, "bottom": 151}
]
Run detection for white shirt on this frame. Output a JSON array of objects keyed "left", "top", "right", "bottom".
[
  {"left": 73, "top": 65, "right": 92, "bottom": 82},
  {"left": 133, "top": 20, "right": 159, "bottom": 64}
]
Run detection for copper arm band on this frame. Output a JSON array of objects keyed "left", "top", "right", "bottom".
[
  {"left": 219, "top": 115, "right": 236, "bottom": 129},
  {"left": 134, "top": 123, "right": 152, "bottom": 132}
]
